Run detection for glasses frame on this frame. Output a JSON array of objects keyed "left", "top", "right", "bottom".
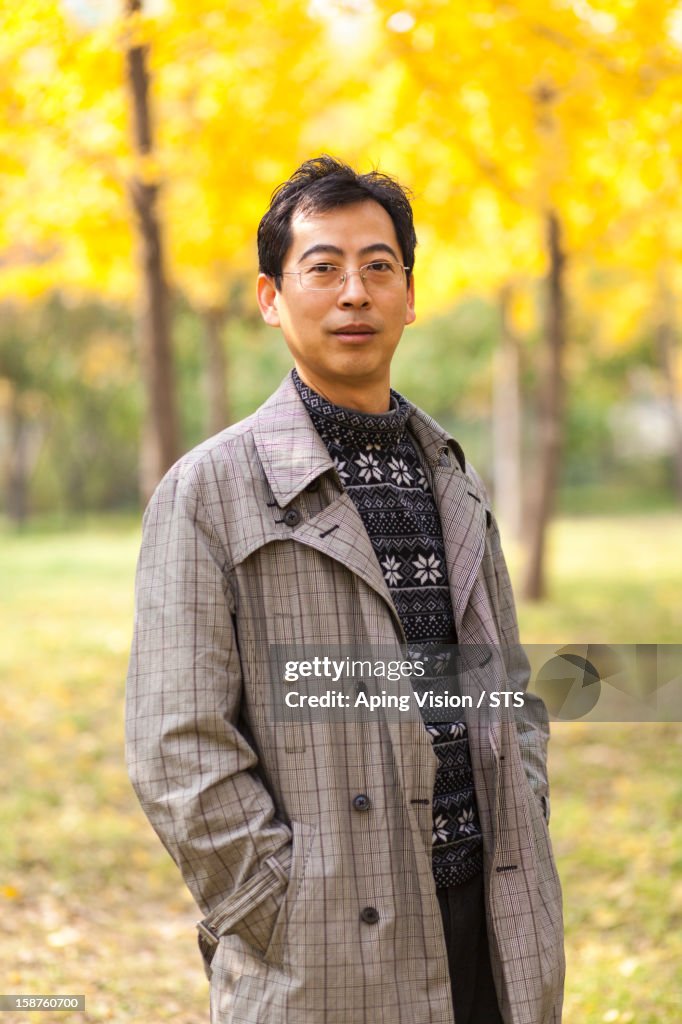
[{"left": 280, "top": 260, "right": 412, "bottom": 291}]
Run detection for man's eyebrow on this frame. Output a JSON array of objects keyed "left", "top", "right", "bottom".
[
  {"left": 358, "top": 243, "right": 400, "bottom": 261},
  {"left": 296, "top": 242, "right": 401, "bottom": 263},
  {"left": 297, "top": 244, "right": 344, "bottom": 263}
]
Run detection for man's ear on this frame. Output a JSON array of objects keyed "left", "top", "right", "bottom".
[
  {"left": 405, "top": 274, "right": 416, "bottom": 326},
  {"left": 257, "top": 273, "right": 281, "bottom": 327}
]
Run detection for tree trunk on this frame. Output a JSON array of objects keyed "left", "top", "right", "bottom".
[
  {"left": 201, "top": 307, "right": 230, "bottom": 436},
  {"left": 522, "top": 211, "right": 567, "bottom": 601},
  {"left": 493, "top": 284, "right": 523, "bottom": 542},
  {"left": 5, "top": 387, "right": 30, "bottom": 525},
  {"left": 4, "top": 386, "right": 43, "bottom": 525},
  {"left": 655, "top": 295, "right": 682, "bottom": 503},
  {"left": 124, "top": 0, "right": 180, "bottom": 502}
]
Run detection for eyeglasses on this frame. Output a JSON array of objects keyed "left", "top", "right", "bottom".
[{"left": 281, "top": 260, "right": 411, "bottom": 291}]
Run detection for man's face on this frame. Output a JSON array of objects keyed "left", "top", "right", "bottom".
[{"left": 257, "top": 200, "right": 415, "bottom": 405}]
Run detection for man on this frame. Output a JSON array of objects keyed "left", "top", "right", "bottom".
[{"left": 126, "top": 155, "right": 564, "bottom": 1024}]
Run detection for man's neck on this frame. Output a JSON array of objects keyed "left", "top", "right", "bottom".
[{"left": 294, "top": 366, "right": 391, "bottom": 414}]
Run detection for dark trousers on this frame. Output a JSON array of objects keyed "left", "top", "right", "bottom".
[{"left": 437, "top": 872, "right": 505, "bottom": 1024}]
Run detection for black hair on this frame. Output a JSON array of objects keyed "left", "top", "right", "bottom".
[{"left": 257, "top": 155, "right": 417, "bottom": 289}]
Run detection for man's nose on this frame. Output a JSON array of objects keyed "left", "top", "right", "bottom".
[{"left": 337, "top": 270, "right": 371, "bottom": 306}]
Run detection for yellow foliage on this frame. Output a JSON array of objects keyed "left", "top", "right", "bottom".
[
  {"left": 1, "top": 0, "right": 681, "bottom": 342},
  {"left": 508, "top": 288, "right": 536, "bottom": 335},
  {"left": 80, "top": 332, "right": 135, "bottom": 389}
]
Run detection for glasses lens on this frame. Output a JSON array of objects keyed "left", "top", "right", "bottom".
[
  {"left": 301, "top": 265, "right": 344, "bottom": 290},
  {"left": 362, "top": 261, "right": 403, "bottom": 286}
]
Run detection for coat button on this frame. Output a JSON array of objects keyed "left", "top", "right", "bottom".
[
  {"left": 352, "top": 794, "right": 371, "bottom": 812},
  {"left": 283, "top": 508, "right": 300, "bottom": 527},
  {"left": 360, "top": 906, "right": 380, "bottom": 924}
]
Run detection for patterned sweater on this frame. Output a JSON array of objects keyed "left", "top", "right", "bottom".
[{"left": 293, "top": 369, "right": 483, "bottom": 887}]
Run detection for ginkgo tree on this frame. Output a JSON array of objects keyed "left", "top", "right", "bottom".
[
  {"left": 360, "top": 0, "right": 682, "bottom": 597},
  {"left": 149, "top": 0, "right": 342, "bottom": 436},
  {"left": 1, "top": 0, "right": 348, "bottom": 497},
  {"left": 0, "top": 1, "right": 140, "bottom": 509}
]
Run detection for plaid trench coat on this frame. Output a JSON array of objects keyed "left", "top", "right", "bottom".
[{"left": 126, "top": 372, "right": 565, "bottom": 1024}]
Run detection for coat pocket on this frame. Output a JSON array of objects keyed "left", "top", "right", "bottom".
[
  {"left": 200, "top": 819, "right": 318, "bottom": 977},
  {"left": 197, "top": 843, "right": 294, "bottom": 974},
  {"left": 262, "top": 819, "right": 317, "bottom": 967},
  {"left": 523, "top": 782, "right": 565, "bottom": 967}
]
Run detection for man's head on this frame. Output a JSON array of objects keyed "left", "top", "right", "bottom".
[
  {"left": 257, "top": 155, "right": 417, "bottom": 290},
  {"left": 256, "top": 156, "right": 417, "bottom": 412}
]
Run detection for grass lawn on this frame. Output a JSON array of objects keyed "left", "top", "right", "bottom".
[{"left": 0, "top": 512, "right": 680, "bottom": 1023}]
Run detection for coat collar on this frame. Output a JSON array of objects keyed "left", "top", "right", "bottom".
[
  {"left": 251, "top": 372, "right": 335, "bottom": 507},
  {"left": 252, "top": 371, "right": 468, "bottom": 507}
]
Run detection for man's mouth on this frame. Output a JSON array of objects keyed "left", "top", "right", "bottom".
[{"left": 331, "top": 323, "right": 377, "bottom": 339}]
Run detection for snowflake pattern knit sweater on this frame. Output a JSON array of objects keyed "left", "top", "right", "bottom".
[{"left": 293, "top": 369, "right": 483, "bottom": 887}]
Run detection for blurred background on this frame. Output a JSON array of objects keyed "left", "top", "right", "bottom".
[{"left": 1, "top": 2, "right": 680, "bottom": 1022}]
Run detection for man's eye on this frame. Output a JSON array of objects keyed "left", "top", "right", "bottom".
[
  {"left": 365, "top": 261, "right": 393, "bottom": 273},
  {"left": 306, "top": 264, "right": 338, "bottom": 275}
]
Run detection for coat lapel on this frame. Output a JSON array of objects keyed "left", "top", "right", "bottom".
[
  {"left": 251, "top": 375, "right": 404, "bottom": 635},
  {"left": 407, "top": 409, "right": 489, "bottom": 637},
  {"left": 291, "top": 494, "right": 404, "bottom": 636},
  {"left": 431, "top": 465, "right": 488, "bottom": 637}
]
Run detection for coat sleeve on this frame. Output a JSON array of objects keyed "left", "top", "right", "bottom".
[
  {"left": 125, "top": 462, "right": 292, "bottom": 955},
  {"left": 486, "top": 509, "right": 552, "bottom": 823}
]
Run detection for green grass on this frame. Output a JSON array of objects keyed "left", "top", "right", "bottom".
[
  {"left": 511, "top": 512, "right": 682, "bottom": 644},
  {"left": 0, "top": 513, "right": 680, "bottom": 1023}
]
